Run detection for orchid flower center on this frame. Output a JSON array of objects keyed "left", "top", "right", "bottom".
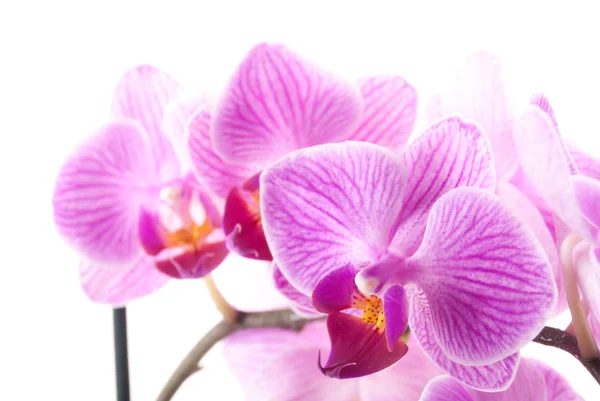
[{"left": 352, "top": 293, "right": 386, "bottom": 331}]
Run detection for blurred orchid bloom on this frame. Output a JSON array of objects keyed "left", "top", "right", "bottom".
[
  {"left": 420, "top": 358, "right": 583, "bottom": 401},
  {"left": 513, "top": 101, "right": 600, "bottom": 347},
  {"left": 260, "top": 121, "right": 556, "bottom": 390},
  {"left": 427, "top": 52, "right": 570, "bottom": 316},
  {"left": 187, "top": 42, "right": 417, "bottom": 262},
  {"left": 53, "top": 66, "right": 227, "bottom": 305},
  {"left": 225, "top": 320, "right": 444, "bottom": 401}
]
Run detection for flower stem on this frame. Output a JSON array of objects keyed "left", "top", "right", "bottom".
[
  {"left": 203, "top": 275, "right": 237, "bottom": 322},
  {"left": 560, "top": 234, "right": 599, "bottom": 360},
  {"left": 113, "top": 307, "right": 131, "bottom": 401}
]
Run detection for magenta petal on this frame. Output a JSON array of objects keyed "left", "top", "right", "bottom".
[
  {"left": 224, "top": 321, "right": 358, "bottom": 401},
  {"left": 273, "top": 264, "right": 320, "bottom": 316},
  {"left": 513, "top": 105, "right": 593, "bottom": 239},
  {"left": 154, "top": 241, "right": 228, "bottom": 279},
  {"left": 420, "top": 376, "right": 474, "bottom": 401},
  {"left": 319, "top": 312, "right": 408, "bottom": 379},
  {"left": 312, "top": 264, "right": 360, "bottom": 313},
  {"left": 187, "top": 106, "right": 252, "bottom": 198},
  {"left": 349, "top": 75, "right": 417, "bottom": 149},
  {"left": 390, "top": 117, "right": 495, "bottom": 257},
  {"left": 79, "top": 256, "right": 169, "bottom": 305},
  {"left": 212, "top": 43, "right": 363, "bottom": 166},
  {"left": 573, "top": 175, "right": 600, "bottom": 232},
  {"left": 138, "top": 208, "right": 166, "bottom": 256},
  {"left": 409, "top": 288, "right": 519, "bottom": 391},
  {"left": 427, "top": 51, "right": 516, "bottom": 180},
  {"left": 383, "top": 285, "right": 408, "bottom": 351},
  {"left": 53, "top": 121, "right": 156, "bottom": 265},
  {"left": 522, "top": 359, "right": 584, "bottom": 401},
  {"left": 261, "top": 141, "right": 405, "bottom": 293},
  {"left": 570, "top": 145, "right": 600, "bottom": 181},
  {"left": 410, "top": 187, "right": 555, "bottom": 365}
]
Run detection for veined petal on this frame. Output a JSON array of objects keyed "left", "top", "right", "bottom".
[
  {"left": 111, "top": 65, "right": 183, "bottom": 177},
  {"left": 319, "top": 312, "right": 408, "bottom": 378},
  {"left": 212, "top": 43, "right": 363, "bottom": 166},
  {"left": 360, "top": 337, "right": 444, "bottom": 401},
  {"left": 349, "top": 75, "right": 417, "bottom": 149},
  {"left": 53, "top": 121, "right": 156, "bottom": 265},
  {"left": 496, "top": 182, "right": 566, "bottom": 316},
  {"left": 409, "top": 288, "right": 519, "bottom": 391},
  {"left": 383, "top": 285, "right": 409, "bottom": 351},
  {"left": 427, "top": 51, "right": 516, "bottom": 180},
  {"left": 527, "top": 359, "right": 584, "bottom": 401},
  {"left": 573, "top": 175, "right": 600, "bottom": 233},
  {"left": 79, "top": 256, "right": 169, "bottom": 305},
  {"left": 573, "top": 241, "right": 600, "bottom": 327},
  {"left": 420, "top": 376, "right": 474, "bottom": 401},
  {"left": 410, "top": 187, "right": 555, "bottom": 365},
  {"left": 312, "top": 264, "right": 360, "bottom": 313},
  {"left": 513, "top": 105, "right": 593, "bottom": 239},
  {"left": 154, "top": 241, "right": 228, "bottom": 279},
  {"left": 273, "top": 264, "right": 320, "bottom": 316},
  {"left": 187, "top": 106, "right": 252, "bottom": 198},
  {"left": 390, "top": 117, "right": 495, "bottom": 258},
  {"left": 261, "top": 141, "right": 405, "bottom": 294},
  {"left": 224, "top": 321, "right": 358, "bottom": 401},
  {"left": 570, "top": 146, "right": 600, "bottom": 181}
]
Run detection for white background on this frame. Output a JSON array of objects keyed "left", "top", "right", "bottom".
[{"left": 1, "top": 0, "right": 600, "bottom": 400}]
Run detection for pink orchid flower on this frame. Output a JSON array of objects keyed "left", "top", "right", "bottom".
[
  {"left": 513, "top": 102, "right": 600, "bottom": 347},
  {"left": 420, "top": 357, "right": 583, "bottom": 401},
  {"left": 53, "top": 66, "right": 227, "bottom": 305},
  {"left": 187, "top": 42, "right": 417, "bottom": 263},
  {"left": 224, "top": 320, "right": 444, "bottom": 401},
  {"left": 260, "top": 121, "right": 556, "bottom": 390}
]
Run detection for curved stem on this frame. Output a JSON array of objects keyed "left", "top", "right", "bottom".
[
  {"left": 204, "top": 275, "right": 237, "bottom": 322},
  {"left": 560, "top": 234, "right": 599, "bottom": 359}
]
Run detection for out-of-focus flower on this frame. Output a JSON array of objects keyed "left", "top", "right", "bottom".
[
  {"left": 420, "top": 358, "right": 583, "bottom": 401},
  {"left": 224, "top": 320, "right": 444, "bottom": 401},
  {"left": 187, "top": 42, "right": 418, "bottom": 262},
  {"left": 260, "top": 121, "right": 556, "bottom": 389},
  {"left": 53, "top": 66, "right": 227, "bottom": 305}
]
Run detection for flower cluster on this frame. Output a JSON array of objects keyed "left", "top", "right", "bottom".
[{"left": 53, "top": 44, "right": 595, "bottom": 400}]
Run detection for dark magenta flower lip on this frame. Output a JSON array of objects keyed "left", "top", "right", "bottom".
[
  {"left": 222, "top": 186, "right": 272, "bottom": 261},
  {"left": 154, "top": 240, "right": 229, "bottom": 279}
]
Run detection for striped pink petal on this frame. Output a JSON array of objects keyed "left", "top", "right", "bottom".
[
  {"left": 569, "top": 145, "right": 600, "bottom": 181},
  {"left": 390, "top": 117, "right": 495, "bottom": 258},
  {"left": 53, "top": 121, "right": 156, "bottom": 265},
  {"left": 408, "top": 288, "right": 519, "bottom": 391},
  {"left": 420, "top": 376, "right": 474, "bottom": 401},
  {"left": 79, "top": 256, "right": 169, "bottom": 305},
  {"left": 410, "top": 188, "right": 555, "bottom": 366},
  {"left": 212, "top": 43, "right": 363, "bottom": 166},
  {"left": 261, "top": 141, "right": 405, "bottom": 294},
  {"left": 273, "top": 264, "right": 320, "bottom": 316},
  {"left": 187, "top": 106, "right": 252, "bottom": 198},
  {"left": 573, "top": 175, "right": 600, "bottom": 233},
  {"left": 348, "top": 75, "right": 417, "bottom": 149},
  {"left": 426, "top": 51, "right": 516, "bottom": 180}
]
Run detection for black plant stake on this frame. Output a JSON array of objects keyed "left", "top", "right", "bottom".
[{"left": 113, "top": 307, "right": 130, "bottom": 401}]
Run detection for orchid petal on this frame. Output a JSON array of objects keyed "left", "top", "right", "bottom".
[
  {"left": 138, "top": 208, "right": 166, "bottom": 256},
  {"left": 154, "top": 241, "right": 228, "bottom": 279},
  {"left": 312, "top": 264, "right": 360, "bottom": 313},
  {"left": 273, "top": 264, "right": 320, "bottom": 316},
  {"left": 360, "top": 337, "right": 444, "bottom": 401},
  {"left": 390, "top": 117, "right": 495, "bottom": 257},
  {"left": 527, "top": 359, "right": 584, "bottom": 401},
  {"left": 162, "top": 96, "right": 206, "bottom": 170},
  {"left": 573, "top": 241, "right": 600, "bottom": 327},
  {"left": 409, "top": 288, "right": 519, "bottom": 391},
  {"left": 420, "top": 376, "right": 474, "bottom": 401},
  {"left": 212, "top": 43, "right": 363, "bottom": 166},
  {"left": 513, "top": 106, "right": 593, "bottom": 239},
  {"left": 497, "top": 182, "right": 566, "bottom": 315},
  {"left": 187, "top": 106, "right": 252, "bottom": 198},
  {"left": 261, "top": 141, "right": 405, "bottom": 294},
  {"left": 427, "top": 51, "right": 516, "bottom": 180},
  {"left": 79, "top": 256, "right": 168, "bottom": 305},
  {"left": 53, "top": 121, "right": 155, "bottom": 265},
  {"left": 383, "top": 285, "right": 409, "bottom": 351},
  {"left": 573, "top": 175, "right": 600, "bottom": 233},
  {"left": 570, "top": 146, "right": 600, "bottom": 181},
  {"left": 319, "top": 312, "right": 408, "bottom": 378},
  {"left": 349, "top": 75, "right": 417, "bottom": 149},
  {"left": 111, "top": 65, "right": 183, "bottom": 177},
  {"left": 224, "top": 321, "right": 358, "bottom": 401},
  {"left": 409, "top": 187, "right": 555, "bottom": 365}
]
